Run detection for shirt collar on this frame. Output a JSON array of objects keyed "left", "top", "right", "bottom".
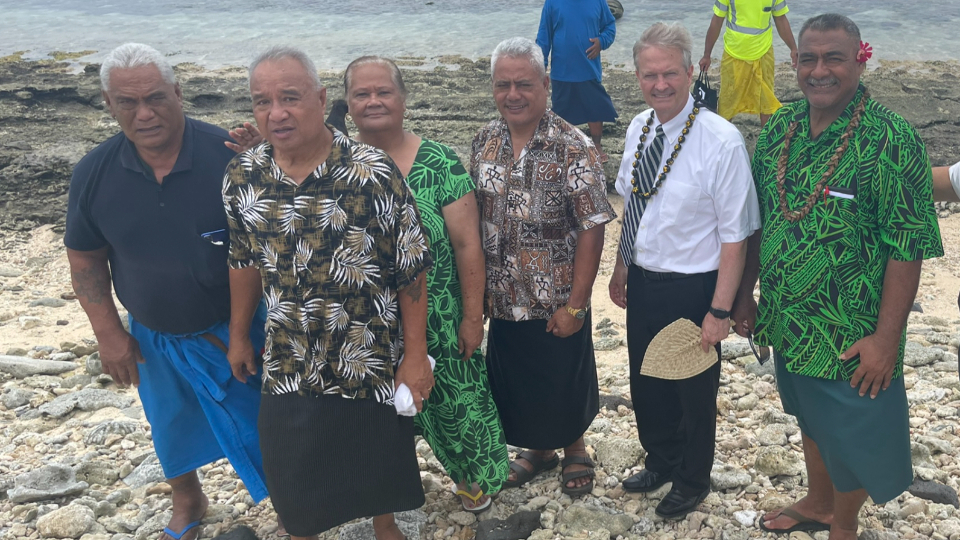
[
  {"left": 119, "top": 115, "right": 193, "bottom": 177},
  {"left": 655, "top": 94, "right": 696, "bottom": 145},
  {"left": 795, "top": 84, "right": 867, "bottom": 141},
  {"left": 249, "top": 124, "right": 350, "bottom": 178}
]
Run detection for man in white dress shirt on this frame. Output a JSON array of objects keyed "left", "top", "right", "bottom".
[
  {"left": 933, "top": 160, "right": 960, "bottom": 314},
  {"left": 608, "top": 22, "right": 760, "bottom": 519}
]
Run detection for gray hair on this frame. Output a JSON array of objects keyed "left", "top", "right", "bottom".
[
  {"left": 490, "top": 37, "right": 546, "bottom": 79},
  {"left": 799, "top": 13, "right": 861, "bottom": 44},
  {"left": 343, "top": 56, "right": 408, "bottom": 100},
  {"left": 100, "top": 43, "right": 175, "bottom": 91},
  {"left": 249, "top": 46, "right": 322, "bottom": 89},
  {"left": 632, "top": 23, "right": 693, "bottom": 70}
]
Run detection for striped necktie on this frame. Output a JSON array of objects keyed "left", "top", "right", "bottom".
[{"left": 618, "top": 124, "right": 665, "bottom": 265}]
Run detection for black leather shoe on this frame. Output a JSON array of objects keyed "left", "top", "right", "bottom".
[
  {"left": 622, "top": 469, "right": 670, "bottom": 493},
  {"left": 655, "top": 487, "right": 709, "bottom": 519}
]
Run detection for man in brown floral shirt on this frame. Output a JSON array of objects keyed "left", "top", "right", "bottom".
[
  {"left": 222, "top": 46, "right": 433, "bottom": 540},
  {"left": 471, "top": 36, "right": 616, "bottom": 497}
]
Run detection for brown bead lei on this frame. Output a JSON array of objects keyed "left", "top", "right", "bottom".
[
  {"left": 776, "top": 88, "right": 870, "bottom": 222},
  {"left": 631, "top": 107, "right": 700, "bottom": 197}
]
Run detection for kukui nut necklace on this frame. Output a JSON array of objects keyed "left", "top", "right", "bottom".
[
  {"left": 630, "top": 106, "right": 700, "bottom": 197},
  {"left": 775, "top": 88, "right": 870, "bottom": 223}
]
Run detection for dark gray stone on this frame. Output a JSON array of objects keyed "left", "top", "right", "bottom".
[
  {"left": 84, "top": 420, "right": 139, "bottom": 445},
  {"left": 593, "top": 337, "right": 623, "bottom": 351},
  {"left": 607, "top": 0, "right": 623, "bottom": 20},
  {"left": 85, "top": 352, "right": 102, "bottom": 376},
  {"left": 599, "top": 394, "right": 632, "bottom": 411},
  {"left": 29, "top": 297, "right": 66, "bottom": 308},
  {"left": 212, "top": 526, "right": 258, "bottom": 540},
  {"left": 2, "top": 387, "right": 35, "bottom": 409},
  {"left": 476, "top": 511, "right": 541, "bottom": 540},
  {"left": 0, "top": 355, "right": 78, "bottom": 378},
  {"left": 908, "top": 478, "right": 960, "bottom": 508}
]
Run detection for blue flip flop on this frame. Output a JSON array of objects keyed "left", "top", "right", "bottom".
[{"left": 163, "top": 521, "right": 202, "bottom": 540}]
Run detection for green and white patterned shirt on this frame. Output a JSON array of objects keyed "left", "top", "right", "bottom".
[{"left": 752, "top": 86, "right": 943, "bottom": 380}]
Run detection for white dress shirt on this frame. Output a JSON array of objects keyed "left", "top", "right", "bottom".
[
  {"left": 950, "top": 161, "right": 960, "bottom": 198},
  {"left": 615, "top": 95, "right": 760, "bottom": 274}
]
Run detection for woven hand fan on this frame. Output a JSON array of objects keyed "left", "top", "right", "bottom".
[{"left": 640, "top": 318, "right": 718, "bottom": 380}]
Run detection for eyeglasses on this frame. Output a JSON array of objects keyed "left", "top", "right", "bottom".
[{"left": 745, "top": 328, "right": 770, "bottom": 365}]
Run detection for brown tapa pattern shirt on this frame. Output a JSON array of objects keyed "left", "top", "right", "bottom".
[
  {"left": 223, "top": 127, "right": 432, "bottom": 400},
  {"left": 470, "top": 110, "right": 616, "bottom": 321}
]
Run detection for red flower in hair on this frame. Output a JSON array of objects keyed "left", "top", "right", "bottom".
[{"left": 857, "top": 41, "right": 873, "bottom": 63}]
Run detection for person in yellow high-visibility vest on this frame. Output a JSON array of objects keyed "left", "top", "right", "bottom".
[{"left": 700, "top": 0, "right": 798, "bottom": 126}]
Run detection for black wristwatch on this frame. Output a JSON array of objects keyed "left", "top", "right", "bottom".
[{"left": 708, "top": 306, "right": 731, "bottom": 319}]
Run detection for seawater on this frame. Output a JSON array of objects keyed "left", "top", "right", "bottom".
[{"left": 3, "top": 0, "right": 959, "bottom": 71}]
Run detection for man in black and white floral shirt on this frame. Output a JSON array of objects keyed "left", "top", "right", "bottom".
[{"left": 222, "top": 46, "right": 433, "bottom": 540}]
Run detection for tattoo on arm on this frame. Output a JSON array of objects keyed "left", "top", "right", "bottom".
[
  {"left": 72, "top": 265, "right": 111, "bottom": 305},
  {"left": 403, "top": 276, "right": 423, "bottom": 303}
]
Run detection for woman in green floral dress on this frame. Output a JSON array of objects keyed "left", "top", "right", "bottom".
[{"left": 344, "top": 56, "right": 509, "bottom": 512}]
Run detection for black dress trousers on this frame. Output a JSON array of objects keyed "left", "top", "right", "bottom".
[{"left": 626, "top": 265, "right": 722, "bottom": 495}]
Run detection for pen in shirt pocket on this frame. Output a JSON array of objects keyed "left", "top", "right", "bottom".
[
  {"left": 200, "top": 228, "right": 228, "bottom": 246},
  {"left": 823, "top": 185, "right": 856, "bottom": 203}
]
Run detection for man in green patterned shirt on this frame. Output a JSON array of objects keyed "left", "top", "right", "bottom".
[{"left": 732, "top": 14, "right": 943, "bottom": 539}]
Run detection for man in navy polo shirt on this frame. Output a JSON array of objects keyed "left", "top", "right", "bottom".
[{"left": 65, "top": 43, "right": 268, "bottom": 540}]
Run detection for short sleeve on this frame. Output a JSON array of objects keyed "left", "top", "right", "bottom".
[
  {"left": 435, "top": 144, "right": 474, "bottom": 208},
  {"left": 223, "top": 160, "right": 258, "bottom": 269},
  {"left": 64, "top": 159, "right": 108, "bottom": 252},
  {"left": 388, "top": 162, "right": 434, "bottom": 289},
  {"left": 875, "top": 122, "right": 944, "bottom": 262},
  {"left": 771, "top": 0, "right": 789, "bottom": 17},
  {"left": 949, "top": 161, "right": 960, "bottom": 198},
  {"left": 710, "top": 137, "right": 760, "bottom": 243},
  {"left": 713, "top": 0, "right": 730, "bottom": 18},
  {"left": 565, "top": 136, "right": 617, "bottom": 231}
]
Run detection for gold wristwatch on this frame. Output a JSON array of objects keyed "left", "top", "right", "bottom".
[{"left": 565, "top": 305, "right": 588, "bottom": 320}]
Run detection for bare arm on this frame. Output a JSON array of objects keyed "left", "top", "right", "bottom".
[
  {"left": 442, "top": 192, "right": 485, "bottom": 360},
  {"left": 773, "top": 14, "right": 799, "bottom": 67},
  {"left": 395, "top": 271, "right": 434, "bottom": 411},
  {"left": 699, "top": 15, "right": 725, "bottom": 72},
  {"left": 843, "top": 259, "right": 921, "bottom": 398},
  {"left": 67, "top": 247, "right": 143, "bottom": 386},
  {"left": 701, "top": 239, "right": 747, "bottom": 351},
  {"left": 933, "top": 166, "right": 960, "bottom": 202},
  {"left": 731, "top": 230, "right": 761, "bottom": 337},
  {"left": 547, "top": 225, "right": 605, "bottom": 337},
  {"left": 226, "top": 266, "right": 263, "bottom": 382}
]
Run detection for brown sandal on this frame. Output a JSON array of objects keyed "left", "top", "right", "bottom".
[
  {"left": 560, "top": 455, "right": 596, "bottom": 496},
  {"left": 503, "top": 450, "right": 560, "bottom": 489}
]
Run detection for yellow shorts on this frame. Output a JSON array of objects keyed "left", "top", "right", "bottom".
[{"left": 718, "top": 47, "right": 781, "bottom": 120}]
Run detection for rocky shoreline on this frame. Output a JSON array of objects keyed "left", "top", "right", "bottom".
[{"left": 2, "top": 56, "right": 960, "bottom": 540}]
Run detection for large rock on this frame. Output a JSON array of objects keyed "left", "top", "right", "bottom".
[
  {"left": 39, "top": 388, "right": 135, "bottom": 418},
  {"left": 8, "top": 465, "right": 89, "bottom": 503},
  {"left": 338, "top": 510, "right": 427, "bottom": 540},
  {"left": 859, "top": 531, "right": 900, "bottom": 540},
  {"left": 594, "top": 438, "right": 645, "bottom": 475},
  {"left": 756, "top": 423, "right": 798, "bottom": 446},
  {"left": 711, "top": 464, "right": 752, "bottom": 491},
  {"left": 754, "top": 446, "right": 804, "bottom": 477},
  {"left": 2, "top": 387, "right": 36, "bottom": 408},
  {"left": 559, "top": 505, "right": 634, "bottom": 538},
  {"left": 212, "top": 527, "right": 258, "bottom": 540},
  {"left": 123, "top": 454, "right": 165, "bottom": 488},
  {"left": 908, "top": 478, "right": 960, "bottom": 508},
  {"left": 0, "top": 355, "right": 79, "bottom": 378},
  {"left": 903, "top": 341, "right": 944, "bottom": 367},
  {"left": 476, "top": 511, "right": 541, "bottom": 540},
  {"left": 37, "top": 505, "right": 96, "bottom": 539}
]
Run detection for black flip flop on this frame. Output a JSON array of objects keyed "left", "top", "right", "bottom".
[
  {"left": 503, "top": 450, "right": 560, "bottom": 489},
  {"left": 758, "top": 507, "right": 830, "bottom": 534}
]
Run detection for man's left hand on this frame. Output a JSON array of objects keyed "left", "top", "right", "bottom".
[
  {"left": 586, "top": 38, "right": 602, "bottom": 59},
  {"left": 546, "top": 308, "right": 584, "bottom": 338},
  {"left": 842, "top": 334, "right": 897, "bottom": 399},
  {"left": 224, "top": 122, "right": 263, "bottom": 153},
  {"left": 700, "top": 312, "right": 728, "bottom": 352}
]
